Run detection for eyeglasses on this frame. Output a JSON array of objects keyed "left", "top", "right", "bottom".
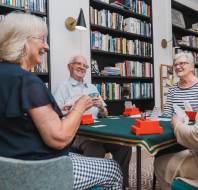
[
  {"left": 31, "top": 36, "right": 46, "bottom": 44},
  {"left": 173, "top": 62, "right": 189, "bottom": 68},
  {"left": 72, "top": 62, "right": 89, "bottom": 69}
]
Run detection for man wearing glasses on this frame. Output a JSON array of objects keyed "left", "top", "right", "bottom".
[
  {"left": 53, "top": 55, "right": 132, "bottom": 189},
  {"left": 53, "top": 55, "right": 108, "bottom": 117}
]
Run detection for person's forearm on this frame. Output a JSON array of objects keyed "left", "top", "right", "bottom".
[
  {"left": 30, "top": 105, "right": 83, "bottom": 149},
  {"left": 174, "top": 120, "right": 198, "bottom": 149},
  {"left": 61, "top": 107, "right": 83, "bottom": 143}
]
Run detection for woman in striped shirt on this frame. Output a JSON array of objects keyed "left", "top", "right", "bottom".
[
  {"left": 155, "top": 52, "right": 198, "bottom": 190},
  {"left": 163, "top": 52, "right": 198, "bottom": 117}
]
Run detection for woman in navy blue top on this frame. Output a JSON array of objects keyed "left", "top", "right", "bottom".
[{"left": 0, "top": 12, "right": 123, "bottom": 189}]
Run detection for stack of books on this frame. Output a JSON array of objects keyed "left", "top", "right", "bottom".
[{"left": 101, "top": 67, "right": 120, "bottom": 76}]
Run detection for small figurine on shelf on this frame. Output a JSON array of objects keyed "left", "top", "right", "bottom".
[
  {"left": 123, "top": 101, "right": 141, "bottom": 116},
  {"left": 91, "top": 59, "right": 100, "bottom": 76}
]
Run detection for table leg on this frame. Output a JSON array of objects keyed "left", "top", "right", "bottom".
[{"left": 136, "top": 146, "right": 141, "bottom": 190}]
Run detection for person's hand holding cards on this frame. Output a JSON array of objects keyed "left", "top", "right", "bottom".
[
  {"left": 89, "top": 92, "right": 99, "bottom": 100},
  {"left": 89, "top": 92, "right": 108, "bottom": 117},
  {"left": 89, "top": 93, "right": 103, "bottom": 109}
]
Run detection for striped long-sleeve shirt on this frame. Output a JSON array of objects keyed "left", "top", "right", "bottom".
[{"left": 163, "top": 82, "right": 198, "bottom": 117}]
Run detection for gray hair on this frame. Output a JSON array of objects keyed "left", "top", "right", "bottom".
[
  {"left": 0, "top": 12, "right": 48, "bottom": 64},
  {"left": 174, "top": 52, "right": 194, "bottom": 65},
  {"left": 68, "top": 55, "right": 87, "bottom": 65}
]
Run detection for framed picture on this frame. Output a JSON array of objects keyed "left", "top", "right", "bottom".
[{"left": 172, "top": 9, "right": 186, "bottom": 28}]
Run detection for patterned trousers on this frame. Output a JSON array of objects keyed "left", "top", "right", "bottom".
[{"left": 69, "top": 152, "right": 123, "bottom": 190}]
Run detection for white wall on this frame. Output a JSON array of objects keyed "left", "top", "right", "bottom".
[
  {"left": 49, "top": 0, "right": 90, "bottom": 92},
  {"left": 152, "top": 0, "right": 173, "bottom": 108},
  {"left": 49, "top": 0, "right": 198, "bottom": 108}
]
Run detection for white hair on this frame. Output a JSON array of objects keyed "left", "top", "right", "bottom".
[
  {"left": 0, "top": 12, "right": 48, "bottom": 64},
  {"left": 174, "top": 52, "right": 194, "bottom": 65},
  {"left": 68, "top": 55, "right": 87, "bottom": 65}
]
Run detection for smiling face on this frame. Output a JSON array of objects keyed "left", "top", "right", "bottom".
[
  {"left": 0, "top": 13, "right": 48, "bottom": 67},
  {"left": 68, "top": 56, "right": 89, "bottom": 82},
  {"left": 173, "top": 56, "right": 194, "bottom": 79},
  {"left": 25, "top": 35, "right": 49, "bottom": 68}
]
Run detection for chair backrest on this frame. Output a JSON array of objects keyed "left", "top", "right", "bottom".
[
  {"left": 0, "top": 156, "right": 73, "bottom": 190},
  {"left": 171, "top": 179, "right": 198, "bottom": 190}
]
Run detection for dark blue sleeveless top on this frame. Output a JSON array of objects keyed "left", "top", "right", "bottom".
[{"left": 0, "top": 61, "right": 69, "bottom": 160}]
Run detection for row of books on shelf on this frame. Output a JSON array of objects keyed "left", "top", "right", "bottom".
[
  {"left": 98, "top": 0, "right": 151, "bottom": 17},
  {"left": 115, "top": 60, "right": 153, "bottom": 77},
  {"left": 90, "top": 7, "right": 124, "bottom": 31},
  {"left": 0, "top": 0, "right": 46, "bottom": 13},
  {"left": 124, "top": 17, "right": 151, "bottom": 37},
  {"left": 92, "top": 59, "right": 153, "bottom": 77},
  {"left": 101, "top": 66, "right": 120, "bottom": 76},
  {"left": 90, "top": 7, "right": 151, "bottom": 37},
  {"left": 91, "top": 31, "right": 152, "bottom": 56},
  {"left": 94, "top": 82, "right": 153, "bottom": 100},
  {"left": 177, "top": 36, "right": 198, "bottom": 49},
  {"left": 174, "top": 49, "right": 198, "bottom": 64}
]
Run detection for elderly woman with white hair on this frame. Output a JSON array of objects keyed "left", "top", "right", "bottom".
[
  {"left": 0, "top": 12, "right": 123, "bottom": 190},
  {"left": 163, "top": 52, "right": 198, "bottom": 117},
  {"left": 154, "top": 52, "right": 198, "bottom": 190}
]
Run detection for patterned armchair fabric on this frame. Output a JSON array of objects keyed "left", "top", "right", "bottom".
[{"left": 0, "top": 156, "right": 73, "bottom": 190}]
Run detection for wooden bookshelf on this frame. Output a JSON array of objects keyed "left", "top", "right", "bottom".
[
  {"left": 90, "top": 0, "right": 151, "bottom": 21},
  {"left": 172, "top": 0, "right": 198, "bottom": 66},
  {"left": 172, "top": 25, "right": 198, "bottom": 37},
  {"left": 0, "top": 0, "right": 51, "bottom": 87},
  {"left": 91, "top": 49, "right": 152, "bottom": 61},
  {"left": 89, "top": 0, "right": 154, "bottom": 115},
  {"left": 91, "top": 24, "right": 152, "bottom": 42},
  {"left": 92, "top": 75, "right": 154, "bottom": 82}
]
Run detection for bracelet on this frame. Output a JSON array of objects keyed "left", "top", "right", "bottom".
[{"left": 71, "top": 108, "right": 83, "bottom": 115}]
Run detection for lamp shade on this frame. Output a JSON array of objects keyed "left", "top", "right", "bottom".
[{"left": 75, "top": 8, "right": 87, "bottom": 30}]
